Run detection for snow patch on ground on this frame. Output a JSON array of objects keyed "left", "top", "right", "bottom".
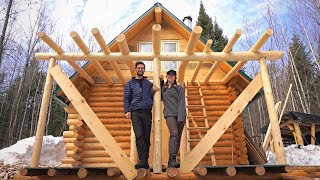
[
  {"left": 267, "top": 144, "right": 320, "bottom": 165},
  {"left": 0, "top": 136, "right": 66, "bottom": 166}
]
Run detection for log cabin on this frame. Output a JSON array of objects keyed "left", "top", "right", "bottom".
[{"left": 21, "top": 2, "right": 303, "bottom": 180}]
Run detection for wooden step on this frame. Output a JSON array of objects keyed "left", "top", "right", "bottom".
[
  {"left": 187, "top": 105, "right": 205, "bottom": 108},
  {"left": 188, "top": 127, "right": 210, "bottom": 130},
  {"left": 186, "top": 95, "right": 203, "bottom": 98},
  {"left": 187, "top": 115, "right": 207, "bottom": 118},
  {"left": 188, "top": 139, "right": 201, "bottom": 142},
  {"left": 185, "top": 86, "right": 201, "bottom": 88}
]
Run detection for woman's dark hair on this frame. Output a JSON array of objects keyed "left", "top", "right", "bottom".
[{"left": 135, "top": 61, "right": 145, "bottom": 68}]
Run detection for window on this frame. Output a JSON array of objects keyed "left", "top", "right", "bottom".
[
  {"left": 139, "top": 42, "right": 152, "bottom": 71},
  {"left": 162, "top": 41, "right": 178, "bottom": 71}
]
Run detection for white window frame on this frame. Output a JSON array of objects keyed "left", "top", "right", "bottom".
[
  {"left": 138, "top": 42, "right": 153, "bottom": 71},
  {"left": 161, "top": 41, "right": 179, "bottom": 71}
]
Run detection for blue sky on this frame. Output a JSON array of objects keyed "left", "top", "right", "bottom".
[{"left": 43, "top": 0, "right": 274, "bottom": 43}]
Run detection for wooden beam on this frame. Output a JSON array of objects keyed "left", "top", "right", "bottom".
[
  {"left": 35, "top": 51, "right": 285, "bottom": 62},
  {"left": 222, "top": 61, "right": 246, "bottom": 84},
  {"left": 152, "top": 56, "right": 162, "bottom": 173},
  {"left": 91, "top": 61, "right": 113, "bottom": 84},
  {"left": 91, "top": 28, "right": 126, "bottom": 84},
  {"left": 68, "top": 61, "right": 94, "bottom": 85},
  {"left": 152, "top": 24, "right": 161, "bottom": 54},
  {"left": 263, "top": 84, "right": 292, "bottom": 151},
  {"left": 38, "top": 32, "right": 64, "bottom": 54},
  {"left": 204, "top": 29, "right": 243, "bottom": 83},
  {"left": 311, "top": 123, "right": 316, "bottom": 145},
  {"left": 155, "top": 7, "right": 162, "bottom": 24},
  {"left": 180, "top": 126, "right": 187, "bottom": 162},
  {"left": 178, "top": 26, "right": 202, "bottom": 83},
  {"left": 250, "top": 29, "right": 273, "bottom": 52},
  {"left": 293, "top": 122, "right": 304, "bottom": 145},
  {"left": 116, "top": 34, "right": 135, "bottom": 76},
  {"left": 259, "top": 57, "right": 286, "bottom": 164},
  {"left": 91, "top": 28, "right": 111, "bottom": 54},
  {"left": 191, "top": 39, "right": 212, "bottom": 83},
  {"left": 30, "top": 57, "right": 56, "bottom": 167},
  {"left": 38, "top": 32, "right": 94, "bottom": 85},
  {"left": 179, "top": 73, "right": 263, "bottom": 173},
  {"left": 49, "top": 65, "right": 137, "bottom": 179},
  {"left": 70, "top": 31, "right": 90, "bottom": 54}
]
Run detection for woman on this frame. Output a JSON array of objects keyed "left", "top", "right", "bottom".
[{"left": 161, "top": 69, "right": 186, "bottom": 168}]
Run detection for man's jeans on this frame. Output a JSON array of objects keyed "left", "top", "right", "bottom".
[{"left": 131, "top": 109, "right": 152, "bottom": 162}]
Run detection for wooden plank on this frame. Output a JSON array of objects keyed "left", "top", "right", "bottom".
[
  {"left": 31, "top": 57, "right": 56, "bottom": 167},
  {"left": 49, "top": 65, "right": 136, "bottom": 179},
  {"left": 260, "top": 57, "right": 286, "bottom": 164},
  {"left": 293, "top": 122, "right": 304, "bottom": 145},
  {"left": 179, "top": 73, "right": 263, "bottom": 173}
]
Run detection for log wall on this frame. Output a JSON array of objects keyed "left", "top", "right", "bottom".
[{"left": 60, "top": 82, "right": 249, "bottom": 167}]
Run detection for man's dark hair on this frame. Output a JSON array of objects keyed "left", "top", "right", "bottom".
[{"left": 135, "top": 61, "right": 145, "bottom": 68}]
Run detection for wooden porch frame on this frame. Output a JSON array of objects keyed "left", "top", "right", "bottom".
[{"left": 32, "top": 26, "right": 287, "bottom": 177}]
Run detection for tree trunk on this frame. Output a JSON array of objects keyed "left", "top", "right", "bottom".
[{"left": 0, "top": 0, "right": 13, "bottom": 67}]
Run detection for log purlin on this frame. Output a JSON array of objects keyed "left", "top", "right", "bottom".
[{"left": 35, "top": 51, "right": 284, "bottom": 62}]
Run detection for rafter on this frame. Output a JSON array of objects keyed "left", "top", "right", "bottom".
[
  {"left": 222, "top": 29, "right": 273, "bottom": 84},
  {"left": 116, "top": 34, "right": 136, "bottom": 76},
  {"left": 178, "top": 26, "right": 202, "bottom": 83},
  {"left": 204, "top": 29, "right": 242, "bottom": 83},
  {"left": 71, "top": 31, "right": 112, "bottom": 85},
  {"left": 191, "top": 39, "right": 212, "bottom": 83},
  {"left": 91, "top": 28, "right": 126, "bottom": 85}
]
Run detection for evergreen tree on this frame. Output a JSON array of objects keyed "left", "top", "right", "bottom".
[
  {"left": 196, "top": 1, "right": 228, "bottom": 52},
  {"left": 289, "top": 33, "right": 319, "bottom": 114}
]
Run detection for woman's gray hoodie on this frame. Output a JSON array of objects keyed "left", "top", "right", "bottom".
[{"left": 162, "top": 83, "right": 186, "bottom": 123}]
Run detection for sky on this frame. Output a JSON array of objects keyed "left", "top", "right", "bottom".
[{"left": 42, "top": 0, "right": 273, "bottom": 44}]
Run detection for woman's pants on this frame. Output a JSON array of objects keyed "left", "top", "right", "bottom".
[{"left": 165, "top": 116, "right": 185, "bottom": 157}]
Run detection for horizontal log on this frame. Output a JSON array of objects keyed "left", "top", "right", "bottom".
[
  {"left": 107, "top": 167, "right": 121, "bottom": 177},
  {"left": 87, "top": 96, "right": 123, "bottom": 102},
  {"left": 82, "top": 157, "right": 115, "bottom": 163},
  {"left": 198, "top": 159, "right": 238, "bottom": 166},
  {"left": 84, "top": 130, "right": 131, "bottom": 136},
  {"left": 80, "top": 163, "right": 116, "bottom": 167},
  {"left": 35, "top": 51, "right": 284, "bottom": 61},
  {"left": 166, "top": 167, "right": 177, "bottom": 178},
  {"left": 84, "top": 123, "right": 131, "bottom": 130},
  {"left": 63, "top": 131, "right": 84, "bottom": 139},
  {"left": 86, "top": 92, "right": 123, "bottom": 97},
  {"left": 67, "top": 119, "right": 83, "bottom": 126},
  {"left": 19, "top": 168, "right": 48, "bottom": 176},
  {"left": 82, "top": 143, "right": 130, "bottom": 150},
  {"left": 81, "top": 149, "right": 130, "bottom": 157},
  {"left": 89, "top": 87, "right": 124, "bottom": 92},
  {"left": 87, "top": 102, "right": 124, "bottom": 107},
  {"left": 47, "top": 168, "right": 78, "bottom": 176},
  {"left": 61, "top": 158, "right": 81, "bottom": 166},
  {"left": 64, "top": 138, "right": 77, "bottom": 143},
  {"left": 84, "top": 136, "right": 130, "bottom": 143},
  {"left": 192, "top": 166, "right": 207, "bottom": 176}
]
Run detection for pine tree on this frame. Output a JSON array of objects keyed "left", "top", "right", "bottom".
[
  {"left": 196, "top": 1, "right": 228, "bottom": 52},
  {"left": 289, "top": 33, "right": 318, "bottom": 114}
]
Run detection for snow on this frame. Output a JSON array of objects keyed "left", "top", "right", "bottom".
[
  {"left": 267, "top": 144, "right": 320, "bottom": 165},
  {"left": 0, "top": 136, "right": 320, "bottom": 167},
  {"left": 0, "top": 136, "right": 66, "bottom": 166}
]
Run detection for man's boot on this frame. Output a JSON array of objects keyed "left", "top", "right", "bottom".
[
  {"left": 168, "top": 155, "right": 180, "bottom": 168},
  {"left": 135, "top": 159, "right": 149, "bottom": 169}
]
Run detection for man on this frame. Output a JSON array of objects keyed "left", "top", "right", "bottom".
[{"left": 124, "top": 61, "right": 159, "bottom": 169}]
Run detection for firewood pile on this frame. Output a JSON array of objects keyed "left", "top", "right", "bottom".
[{"left": 0, "top": 163, "right": 23, "bottom": 180}]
